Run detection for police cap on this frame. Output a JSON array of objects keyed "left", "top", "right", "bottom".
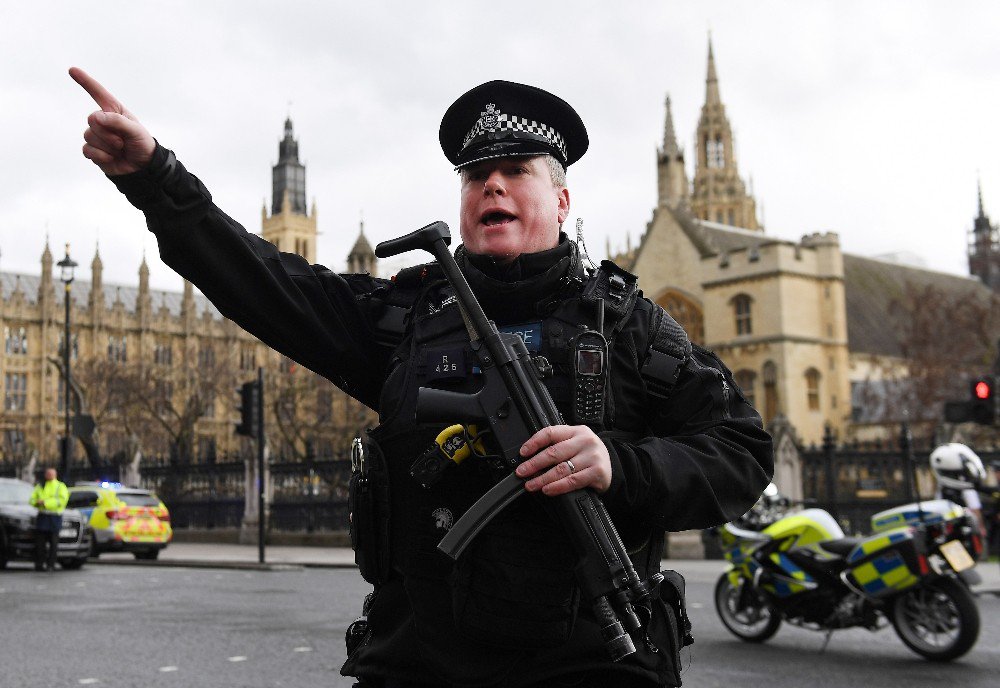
[{"left": 439, "top": 80, "right": 588, "bottom": 170}]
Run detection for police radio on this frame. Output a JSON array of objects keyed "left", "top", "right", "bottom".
[{"left": 571, "top": 329, "right": 608, "bottom": 425}]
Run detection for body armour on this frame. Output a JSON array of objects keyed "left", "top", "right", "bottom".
[{"left": 346, "top": 246, "right": 690, "bottom": 687}]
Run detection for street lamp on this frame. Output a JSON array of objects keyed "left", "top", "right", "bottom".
[{"left": 56, "top": 244, "right": 77, "bottom": 478}]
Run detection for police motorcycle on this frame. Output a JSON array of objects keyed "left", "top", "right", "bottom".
[{"left": 713, "top": 484, "right": 982, "bottom": 661}]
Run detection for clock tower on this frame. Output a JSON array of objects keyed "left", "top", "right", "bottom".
[{"left": 261, "top": 118, "right": 318, "bottom": 263}]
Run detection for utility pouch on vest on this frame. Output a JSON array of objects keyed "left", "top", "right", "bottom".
[
  {"left": 349, "top": 436, "right": 392, "bottom": 585},
  {"left": 448, "top": 504, "right": 580, "bottom": 649},
  {"left": 642, "top": 569, "right": 693, "bottom": 687}
]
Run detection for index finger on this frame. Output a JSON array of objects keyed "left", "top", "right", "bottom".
[{"left": 69, "top": 67, "right": 122, "bottom": 113}]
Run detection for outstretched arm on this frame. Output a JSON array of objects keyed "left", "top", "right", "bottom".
[
  {"left": 69, "top": 67, "right": 155, "bottom": 175},
  {"left": 68, "top": 68, "right": 393, "bottom": 409}
]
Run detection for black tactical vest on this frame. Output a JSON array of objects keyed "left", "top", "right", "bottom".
[{"left": 351, "top": 254, "right": 691, "bottom": 685}]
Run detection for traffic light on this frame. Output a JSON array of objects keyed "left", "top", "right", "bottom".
[
  {"left": 969, "top": 375, "right": 997, "bottom": 425},
  {"left": 236, "top": 381, "right": 260, "bottom": 437}
]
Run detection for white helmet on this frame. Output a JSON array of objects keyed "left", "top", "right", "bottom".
[{"left": 930, "top": 443, "right": 986, "bottom": 490}]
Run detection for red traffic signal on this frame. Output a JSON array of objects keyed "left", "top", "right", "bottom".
[
  {"left": 973, "top": 379, "right": 991, "bottom": 400},
  {"left": 969, "top": 376, "right": 997, "bottom": 425}
]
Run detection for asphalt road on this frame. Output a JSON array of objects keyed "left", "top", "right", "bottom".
[{"left": 0, "top": 560, "right": 997, "bottom": 687}]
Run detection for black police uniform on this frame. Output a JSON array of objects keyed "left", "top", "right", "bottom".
[{"left": 106, "top": 81, "right": 773, "bottom": 687}]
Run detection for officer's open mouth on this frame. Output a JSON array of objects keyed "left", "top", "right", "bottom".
[{"left": 481, "top": 211, "right": 517, "bottom": 226}]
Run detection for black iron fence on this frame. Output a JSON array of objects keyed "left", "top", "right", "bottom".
[
  {"left": 802, "top": 425, "right": 1000, "bottom": 535},
  {"left": 0, "top": 450, "right": 353, "bottom": 533}
]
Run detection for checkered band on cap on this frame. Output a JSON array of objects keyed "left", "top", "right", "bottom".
[{"left": 461, "top": 104, "right": 568, "bottom": 161}]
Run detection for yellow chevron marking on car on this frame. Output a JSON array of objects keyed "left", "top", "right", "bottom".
[{"left": 113, "top": 507, "right": 170, "bottom": 543}]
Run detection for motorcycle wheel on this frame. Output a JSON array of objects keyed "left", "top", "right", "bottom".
[
  {"left": 890, "top": 577, "right": 980, "bottom": 662},
  {"left": 714, "top": 572, "right": 781, "bottom": 642}
]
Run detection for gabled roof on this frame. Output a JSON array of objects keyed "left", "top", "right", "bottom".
[
  {"left": 632, "top": 211, "right": 994, "bottom": 359},
  {"left": 0, "top": 271, "right": 223, "bottom": 320},
  {"left": 842, "top": 254, "right": 990, "bottom": 357}
]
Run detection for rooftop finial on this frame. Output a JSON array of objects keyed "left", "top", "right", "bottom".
[
  {"left": 662, "top": 94, "right": 679, "bottom": 156},
  {"left": 705, "top": 33, "right": 721, "bottom": 106}
]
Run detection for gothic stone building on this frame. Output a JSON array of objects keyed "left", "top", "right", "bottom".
[
  {"left": 614, "top": 40, "right": 997, "bottom": 451},
  {"left": 0, "top": 120, "right": 376, "bottom": 466}
]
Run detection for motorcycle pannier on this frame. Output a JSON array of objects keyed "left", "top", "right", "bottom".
[{"left": 843, "top": 527, "right": 924, "bottom": 598}]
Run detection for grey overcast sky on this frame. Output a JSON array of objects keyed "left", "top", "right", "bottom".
[{"left": 1, "top": 1, "right": 998, "bottom": 293}]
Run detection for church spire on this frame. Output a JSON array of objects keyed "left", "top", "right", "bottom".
[
  {"left": 977, "top": 177, "right": 987, "bottom": 220},
  {"left": 690, "top": 36, "right": 761, "bottom": 230},
  {"left": 89, "top": 244, "right": 104, "bottom": 312},
  {"left": 662, "top": 95, "right": 680, "bottom": 156},
  {"left": 969, "top": 180, "right": 1000, "bottom": 292},
  {"left": 348, "top": 218, "right": 377, "bottom": 276},
  {"left": 657, "top": 94, "right": 688, "bottom": 209},
  {"left": 705, "top": 36, "right": 721, "bottom": 106}
]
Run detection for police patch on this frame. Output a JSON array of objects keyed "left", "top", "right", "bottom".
[
  {"left": 499, "top": 322, "right": 542, "bottom": 353},
  {"left": 431, "top": 507, "right": 454, "bottom": 531}
]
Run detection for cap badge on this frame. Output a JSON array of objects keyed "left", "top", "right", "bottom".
[{"left": 481, "top": 103, "right": 500, "bottom": 132}]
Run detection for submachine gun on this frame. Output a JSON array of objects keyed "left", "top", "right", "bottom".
[{"left": 375, "top": 221, "right": 663, "bottom": 661}]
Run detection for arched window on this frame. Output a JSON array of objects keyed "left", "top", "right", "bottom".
[
  {"left": 734, "top": 370, "right": 756, "bottom": 409},
  {"left": 4, "top": 327, "right": 27, "bottom": 355},
  {"left": 655, "top": 289, "right": 705, "bottom": 346},
  {"left": 706, "top": 137, "right": 725, "bottom": 168},
  {"left": 805, "top": 368, "right": 821, "bottom": 411},
  {"left": 732, "top": 294, "right": 753, "bottom": 336},
  {"left": 762, "top": 361, "right": 778, "bottom": 425}
]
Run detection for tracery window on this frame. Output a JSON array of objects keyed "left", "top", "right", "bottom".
[
  {"left": 108, "top": 335, "right": 127, "bottom": 363},
  {"left": 154, "top": 340, "right": 173, "bottom": 366},
  {"left": 706, "top": 137, "right": 725, "bottom": 169},
  {"left": 4, "top": 373, "right": 27, "bottom": 411},
  {"left": 4, "top": 326, "right": 27, "bottom": 355}
]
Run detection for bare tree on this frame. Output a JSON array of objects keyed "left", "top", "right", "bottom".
[
  {"left": 881, "top": 281, "right": 1000, "bottom": 439},
  {"left": 124, "top": 341, "right": 236, "bottom": 465},
  {"left": 269, "top": 357, "right": 375, "bottom": 462}
]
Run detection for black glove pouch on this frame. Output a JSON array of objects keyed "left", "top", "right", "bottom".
[
  {"left": 349, "top": 438, "right": 391, "bottom": 586},
  {"left": 448, "top": 503, "right": 580, "bottom": 649}
]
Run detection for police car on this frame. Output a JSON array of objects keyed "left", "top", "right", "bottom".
[{"left": 67, "top": 482, "right": 172, "bottom": 560}]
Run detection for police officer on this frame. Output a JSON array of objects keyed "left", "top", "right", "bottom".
[
  {"left": 930, "top": 443, "right": 988, "bottom": 543},
  {"left": 29, "top": 467, "right": 69, "bottom": 571},
  {"left": 71, "top": 69, "right": 773, "bottom": 687}
]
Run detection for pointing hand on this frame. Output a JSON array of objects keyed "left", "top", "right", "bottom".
[{"left": 70, "top": 67, "right": 155, "bottom": 176}]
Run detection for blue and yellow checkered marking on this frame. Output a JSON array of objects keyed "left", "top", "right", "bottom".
[
  {"left": 847, "top": 529, "right": 911, "bottom": 564},
  {"left": 849, "top": 549, "right": 918, "bottom": 596},
  {"left": 759, "top": 552, "right": 814, "bottom": 598},
  {"left": 873, "top": 510, "right": 945, "bottom": 531}
]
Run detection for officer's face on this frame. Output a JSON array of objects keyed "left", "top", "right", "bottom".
[
  {"left": 459, "top": 156, "right": 569, "bottom": 262},
  {"left": 45, "top": 468, "right": 56, "bottom": 481}
]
